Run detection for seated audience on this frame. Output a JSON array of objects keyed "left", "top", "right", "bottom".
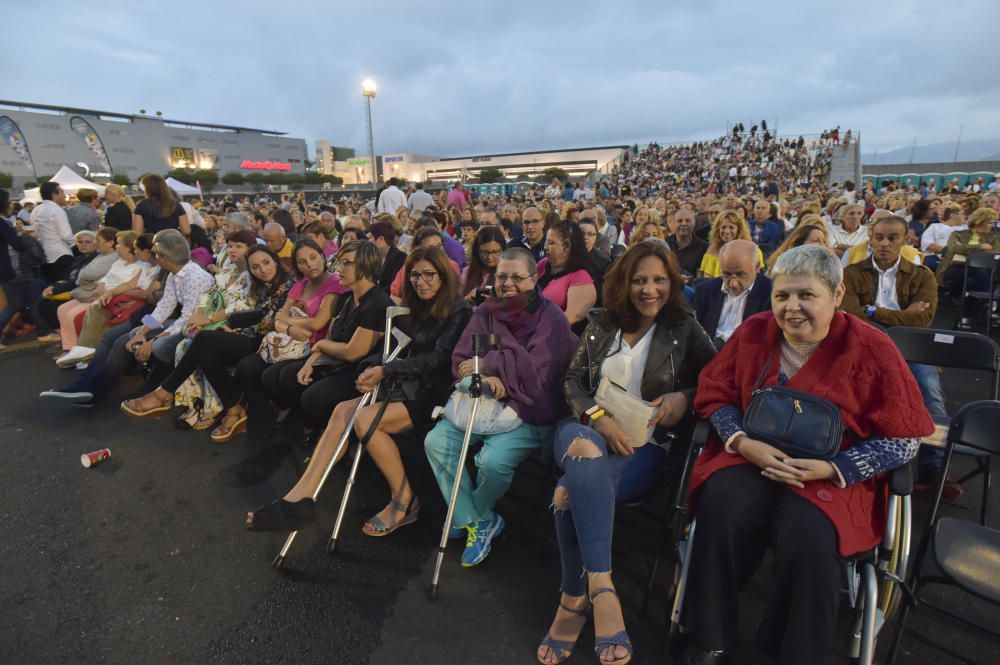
[
  {"left": 666, "top": 208, "right": 708, "bottom": 277},
  {"left": 40, "top": 230, "right": 214, "bottom": 405},
  {"left": 56, "top": 230, "right": 143, "bottom": 359},
  {"left": 424, "top": 248, "right": 576, "bottom": 567},
  {"left": 120, "top": 245, "right": 293, "bottom": 441},
  {"left": 693, "top": 239, "right": 772, "bottom": 347},
  {"left": 919, "top": 203, "right": 966, "bottom": 271},
  {"left": 537, "top": 241, "right": 715, "bottom": 665},
  {"left": 246, "top": 247, "right": 472, "bottom": 533},
  {"left": 698, "top": 211, "right": 763, "bottom": 278},
  {"left": 461, "top": 226, "right": 505, "bottom": 300},
  {"left": 824, "top": 203, "right": 866, "bottom": 257},
  {"left": 238, "top": 239, "right": 350, "bottom": 431},
  {"left": 765, "top": 222, "right": 828, "bottom": 274},
  {"left": 680, "top": 245, "right": 933, "bottom": 665}
]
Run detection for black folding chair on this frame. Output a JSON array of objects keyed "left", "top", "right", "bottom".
[
  {"left": 886, "top": 400, "right": 1000, "bottom": 663},
  {"left": 954, "top": 252, "right": 1000, "bottom": 335},
  {"left": 886, "top": 327, "right": 1000, "bottom": 524}
]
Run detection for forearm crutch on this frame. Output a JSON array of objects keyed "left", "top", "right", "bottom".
[
  {"left": 271, "top": 323, "right": 412, "bottom": 569},
  {"left": 428, "top": 333, "right": 499, "bottom": 600},
  {"left": 328, "top": 307, "right": 411, "bottom": 553}
]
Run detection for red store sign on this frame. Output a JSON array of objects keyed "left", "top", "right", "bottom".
[{"left": 240, "top": 159, "right": 292, "bottom": 171}]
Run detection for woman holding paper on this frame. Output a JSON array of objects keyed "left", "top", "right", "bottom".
[{"left": 536, "top": 241, "right": 715, "bottom": 665}]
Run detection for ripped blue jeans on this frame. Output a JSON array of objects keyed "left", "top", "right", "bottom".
[{"left": 552, "top": 418, "right": 666, "bottom": 596}]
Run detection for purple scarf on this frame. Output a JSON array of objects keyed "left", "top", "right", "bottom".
[{"left": 451, "top": 289, "right": 576, "bottom": 425}]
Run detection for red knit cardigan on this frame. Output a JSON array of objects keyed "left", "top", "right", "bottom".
[{"left": 690, "top": 311, "right": 934, "bottom": 556}]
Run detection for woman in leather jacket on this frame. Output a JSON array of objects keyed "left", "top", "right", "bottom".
[
  {"left": 537, "top": 242, "right": 715, "bottom": 665},
  {"left": 246, "top": 246, "right": 471, "bottom": 535}
]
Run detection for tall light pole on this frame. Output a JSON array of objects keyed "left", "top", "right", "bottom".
[{"left": 362, "top": 78, "right": 377, "bottom": 186}]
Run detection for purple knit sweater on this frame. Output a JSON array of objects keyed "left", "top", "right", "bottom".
[{"left": 450, "top": 291, "right": 576, "bottom": 426}]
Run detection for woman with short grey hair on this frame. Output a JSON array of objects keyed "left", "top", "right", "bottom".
[{"left": 677, "top": 244, "right": 934, "bottom": 664}]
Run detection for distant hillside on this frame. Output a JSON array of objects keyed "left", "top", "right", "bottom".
[{"left": 863, "top": 138, "right": 1000, "bottom": 165}]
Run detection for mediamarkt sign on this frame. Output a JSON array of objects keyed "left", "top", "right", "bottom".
[{"left": 240, "top": 159, "right": 292, "bottom": 171}]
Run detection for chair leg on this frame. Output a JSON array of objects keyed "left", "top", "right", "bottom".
[
  {"left": 982, "top": 456, "right": 992, "bottom": 526},
  {"left": 884, "top": 594, "right": 914, "bottom": 665},
  {"left": 857, "top": 562, "right": 878, "bottom": 665}
]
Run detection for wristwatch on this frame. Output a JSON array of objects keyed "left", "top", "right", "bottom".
[{"left": 865, "top": 305, "right": 876, "bottom": 318}]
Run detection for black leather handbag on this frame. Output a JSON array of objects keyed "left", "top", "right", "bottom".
[{"left": 743, "top": 351, "right": 844, "bottom": 460}]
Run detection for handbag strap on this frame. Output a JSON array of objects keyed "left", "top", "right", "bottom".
[{"left": 752, "top": 347, "right": 779, "bottom": 392}]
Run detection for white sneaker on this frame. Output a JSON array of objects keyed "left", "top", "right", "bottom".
[{"left": 56, "top": 345, "right": 96, "bottom": 368}]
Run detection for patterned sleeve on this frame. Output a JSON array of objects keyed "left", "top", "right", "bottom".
[
  {"left": 831, "top": 437, "right": 920, "bottom": 487},
  {"left": 708, "top": 405, "right": 743, "bottom": 443}
]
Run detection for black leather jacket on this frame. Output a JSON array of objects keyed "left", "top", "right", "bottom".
[
  {"left": 564, "top": 308, "right": 716, "bottom": 423},
  {"left": 384, "top": 297, "right": 473, "bottom": 398}
]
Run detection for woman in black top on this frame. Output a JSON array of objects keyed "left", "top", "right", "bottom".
[
  {"left": 102, "top": 184, "right": 135, "bottom": 231},
  {"left": 247, "top": 246, "right": 472, "bottom": 534},
  {"left": 133, "top": 174, "right": 189, "bottom": 235}
]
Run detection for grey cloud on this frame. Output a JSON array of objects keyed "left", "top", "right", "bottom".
[{"left": 3, "top": 0, "right": 996, "bottom": 159}]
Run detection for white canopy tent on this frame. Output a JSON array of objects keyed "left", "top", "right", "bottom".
[
  {"left": 19, "top": 165, "right": 107, "bottom": 203},
  {"left": 165, "top": 177, "right": 202, "bottom": 197}
]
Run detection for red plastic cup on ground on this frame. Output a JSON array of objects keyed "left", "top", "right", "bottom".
[{"left": 81, "top": 448, "right": 112, "bottom": 468}]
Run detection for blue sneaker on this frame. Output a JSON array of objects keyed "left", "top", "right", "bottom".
[
  {"left": 461, "top": 514, "right": 505, "bottom": 567},
  {"left": 448, "top": 525, "right": 467, "bottom": 540}
]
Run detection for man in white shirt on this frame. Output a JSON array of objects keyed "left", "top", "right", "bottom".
[
  {"left": 543, "top": 178, "right": 562, "bottom": 200},
  {"left": 30, "top": 181, "right": 75, "bottom": 281},
  {"left": 407, "top": 182, "right": 434, "bottom": 214},
  {"left": 376, "top": 177, "right": 408, "bottom": 214},
  {"left": 920, "top": 206, "right": 966, "bottom": 271},
  {"left": 825, "top": 204, "right": 868, "bottom": 256}
]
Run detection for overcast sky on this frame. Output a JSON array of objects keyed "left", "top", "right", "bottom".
[{"left": 6, "top": 1, "right": 997, "bottom": 158}]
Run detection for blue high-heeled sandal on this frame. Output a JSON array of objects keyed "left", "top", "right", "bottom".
[
  {"left": 536, "top": 597, "right": 590, "bottom": 664},
  {"left": 590, "top": 587, "right": 633, "bottom": 665}
]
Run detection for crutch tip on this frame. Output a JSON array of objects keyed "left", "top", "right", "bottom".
[
  {"left": 327, "top": 539, "right": 338, "bottom": 553},
  {"left": 427, "top": 584, "right": 439, "bottom": 601},
  {"left": 272, "top": 554, "right": 285, "bottom": 569}
]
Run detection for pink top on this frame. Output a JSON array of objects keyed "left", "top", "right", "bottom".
[
  {"left": 323, "top": 240, "right": 339, "bottom": 258},
  {"left": 446, "top": 188, "right": 468, "bottom": 210},
  {"left": 288, "top": 274, "right": 348, "bottom": 345},
  {"left": 536, "top": 258, "right": 594, "bottom": 312}
]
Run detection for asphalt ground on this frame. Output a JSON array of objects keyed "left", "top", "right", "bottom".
[{"left": 1, "top": 306, "right": 998, "bottom": 665}]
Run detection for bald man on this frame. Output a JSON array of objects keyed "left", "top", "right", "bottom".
[
  {"left": 262, "top": 222, "right": 293, "bottom": 259},
  {"left": 692, "top": 239, "right": 772, "bottom": 348}
]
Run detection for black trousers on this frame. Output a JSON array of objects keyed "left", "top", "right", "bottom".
[
  {"left": 257, "top": 358, "right": 362, "bottom": 428},
  {"left": 42, "top": 255, "right": 74, "bottom": 283},
  {"left": 682, "top": 464, "right": 845, "bottom": 665},
  {"left": 161, "top": 330, "right": 260, "bottom": 408}
]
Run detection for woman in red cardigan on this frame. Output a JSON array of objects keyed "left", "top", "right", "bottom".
[{"left": 680, "top": 244, "right": 934, "bottom": 665}]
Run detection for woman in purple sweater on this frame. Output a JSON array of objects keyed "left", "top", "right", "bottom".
[{"left": 424, "top": 247, "right": 577, "bottom": 567}]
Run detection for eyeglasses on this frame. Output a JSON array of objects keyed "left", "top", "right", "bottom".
[
  {"left": 479, "top": 249, "right": 502, "bottom": 259},
  {"left": 522, "top": 218, "right": 543, "bottom": 226},
  {"left": 409, "top": 270, "right": 439, "bottom": 283},
  {"left": 334, "top": 258, "right": 355, "bottom": 269},
  {"left": 495, "top": 273, "right": 533, "bottom": 285}
]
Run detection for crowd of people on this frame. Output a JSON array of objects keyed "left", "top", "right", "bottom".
[{"left": 2, "top": 130, "right": 997, "bottom": 664}]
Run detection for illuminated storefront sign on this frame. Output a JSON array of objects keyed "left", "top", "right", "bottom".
[
  {"left": 170, "top": 146, "right": 195, "bottom": 168},
  {"left": 240, "top": 159, "right": 292, "bottom": 171}
]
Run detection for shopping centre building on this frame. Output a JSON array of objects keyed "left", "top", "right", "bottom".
[
  {"left": 326, "top": 145, "right": 629, "bottom": 186},
  {"left": 0, "top": 100, "right": 308, "bottom": 188}
]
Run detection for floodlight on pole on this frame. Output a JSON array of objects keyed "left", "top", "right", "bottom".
[{"left": 362, "top": 79, "right": 377, "bottom": 186}]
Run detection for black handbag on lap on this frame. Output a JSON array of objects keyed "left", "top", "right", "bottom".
[{"left": 742, "top": 350, "right": 844, "bottom": 460}]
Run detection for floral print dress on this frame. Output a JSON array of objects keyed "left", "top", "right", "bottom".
[{"left": 173, "top": 265, "right": 255, "bottom": 421}]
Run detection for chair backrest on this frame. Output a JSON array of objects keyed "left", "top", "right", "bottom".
[
  {"left": 887, "top": 327, "right": 1000, "bottom": 395},
  {"left": 947, "top": 400, "right": 1000, "bottom": 456},
  {"left": 965, "top": 251, "right": 1000, "bottom": 271}
]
